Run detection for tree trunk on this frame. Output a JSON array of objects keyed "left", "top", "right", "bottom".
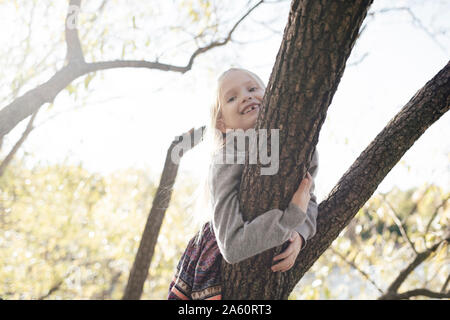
[
  {"left": 221, "top": 0, "right": 449, "bottom": 299},
  {"left": 123, "top": 127, "right": 204, "bottom": 299}
]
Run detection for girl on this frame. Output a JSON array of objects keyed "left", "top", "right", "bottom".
[{"left": 168, "top": 68, "right": 319, "bottom": 300}]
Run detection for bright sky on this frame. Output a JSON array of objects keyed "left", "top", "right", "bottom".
[{"left": 2, "top": 0, "right": 450, "bottom": 203}]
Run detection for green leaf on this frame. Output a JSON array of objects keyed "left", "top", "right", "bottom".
[
  {"left": 84, "top": 73, "right": 95, "bottom": 89},
  {"left": 66, "top": 84, "right": 76, "bottom": 95}
]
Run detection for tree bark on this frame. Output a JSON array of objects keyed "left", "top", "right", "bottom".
[
  {"left": 221, "top": 0, "right": 449, "bottom": 299},
  {"left": 122, "top": 126, "right": 204, "bottom": 300}
]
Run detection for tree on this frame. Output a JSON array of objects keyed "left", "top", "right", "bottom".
[
  {"left": 325, "top": 186, "right": 449, "bottom": 300},
  {"left": 0, "top": 0, "right": 269, "bottom": 161},
  {"left": 122, "top": 126, "right": 204, "bottom": 300},
  {"left": 221, "top": 0, "right": 449, "bottom": 299}
]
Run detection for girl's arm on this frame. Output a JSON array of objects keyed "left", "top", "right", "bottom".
[
  {"left": 209, "top": 148, "right": 315, "bottom": 264},
  {"left": 294, "top": 149, "right": 319, "bottom": 249}
]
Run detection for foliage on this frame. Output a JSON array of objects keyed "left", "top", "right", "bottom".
[
  {"left": 0, "top": 158, "right": 198, "bottom": 299},
  {"left": 1, "top": 157, "right": 447, "bottom": 299},
  {"left": 291, "top": 185, "right": 449, "bottom": 299}
]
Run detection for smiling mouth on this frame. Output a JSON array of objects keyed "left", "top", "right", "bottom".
[{"left": 241, "top": 104, "right": 260, "bottom": 115}]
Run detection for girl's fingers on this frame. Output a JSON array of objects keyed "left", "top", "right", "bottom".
[
  {"left": 272, "top": 259, "right": 288, "bottom": 272},
  {"left": 298, "top": 179, "right": 308, "bottom": 192},
  {"left": 306, "top": 172, "right": 313, "bottom": 190},
  {"left": 273, "top": 246, "right": 293, "bottom": 261},
  {"left": 299, "top": 173, "right": 313, "bottom": 188},
  {"left": 272, "top": 259, "right": 294, "bottom": 272},
  {"left": 273, "top": 250, "right": 289, "bottom": 262}
]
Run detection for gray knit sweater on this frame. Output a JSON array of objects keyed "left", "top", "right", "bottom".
[{"left": 208, "top": 138, "right": 319, "bottom": 264}]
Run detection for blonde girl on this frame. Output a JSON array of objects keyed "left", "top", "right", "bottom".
[{"left": 168, "top": 68, "right": 319, "bottom": 300}]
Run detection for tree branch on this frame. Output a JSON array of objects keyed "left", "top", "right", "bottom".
[
  {"left": 379, "top": 233, "right": 450, "bottom": 299},
  {"left": 38, "top": 264, "right": 81, "bottom": 300},
  {"left": 122, "top": 126, "right": 206, "bottom": 300},
  {"left": 441, "top": 274, "right": 450, "bottom": 293},
  {"left": 330, "top": 247, "right": 384, "bottom": 294},
  {"left": 0, "top": 109, "right": 38, "bottom": 177},
  {"left": 0, "top": 0, "right": 264, "bottom": 140},
  {"left": 380, "top": 288, "right": 450, "bottom": 300},
  {"left": 368, "top": 6, "right": 448, "bottom": 54},
  {"left": 285, "top": 61, "right": 450, "bottom": 298},
  {"left": 424, "top": 195, "right": 449, "bottom": 237},
  {"left": 382, "top": 195, "right": 418, "bottom": 255}
]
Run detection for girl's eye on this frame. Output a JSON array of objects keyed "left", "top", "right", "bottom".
[
  {"left": 227, "top": 97, "right": 235, "bottom": 103},
  {"left": 249, "top": 87, "right": 257, "bottom": 92}
]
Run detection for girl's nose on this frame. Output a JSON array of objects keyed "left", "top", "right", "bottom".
[{"left": 242, "top": 94, "right": 252, "bottom": 103}]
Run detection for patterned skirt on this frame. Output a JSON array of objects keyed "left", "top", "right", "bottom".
[{"left": 168, "top": 221, "right": 222, "bottom": 300}]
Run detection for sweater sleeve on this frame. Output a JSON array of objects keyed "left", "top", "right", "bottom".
[
  {"left": 209, "top": 151, "right": 308, "bottom": 264},
  {"left": 294, "top": 148, "right": 319, "bottom": 249}
]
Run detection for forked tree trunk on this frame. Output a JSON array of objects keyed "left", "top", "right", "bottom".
[{"left": 221, "top": 0, "right": 450, "bottom": 299}]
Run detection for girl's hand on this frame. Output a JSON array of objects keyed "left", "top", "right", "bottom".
[
  {"left": 271, "top": 232, "right": 303, "bottom": 272},
  {"left": 290, "top": 172, "right": 313, "bottom": 213}
]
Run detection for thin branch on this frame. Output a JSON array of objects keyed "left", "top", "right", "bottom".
[
  {"left": 0, "top": 92, "right": 121, "bottom": 177},
  {"left": 382, "top": 195, "right": 418, "bottom": 255},
  {"left": 0, "top": 0, "right": 264, "bottom": 139},
  {"left": 441, "top": 274, "right": 450, "bottom": 293},
  {"left": 424, "top": 196, "right": 449, "bottom": 237},
  {"left": 330, "top": 247, "right": 384, "bottom": 294},
  {"left": 79, "top": 0, "right": 109, "bottom": 46},
  {"left": 0, "top": 109, "right": 39, "bottom": 177},
  {"left": 423, "top": 263, "right": 446, "bottom": 289},
  {"left": 38, "top": 279, "right": 66, "bottom": 300},
  {"left": 382, "top": 288, "right": 450, "bottom": 300},
  {"left": 38, "top": 265, "right": 79, "bottom": 300},
  {"left": 367, "top": 6, "right": 448, "bottom": 54},
  {"left": 347, "top": 52, "right": 369, "bottom": 67},
  {"left": 38, "top": 259, "right": 115, "bottom": 300},
  {"left": 92, "top": 270, "right": 122, "bottom": 299},
  {"left": 379, "top": 234, "right": 450, "bottom": 299},
  {"left": 10, "top": 1, "right": 37, "bottom": 99},
  {"left": 183, "top": 0, "right": 264, "bottom": 72}
]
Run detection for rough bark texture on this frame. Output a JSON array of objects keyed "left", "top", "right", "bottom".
[
  {"left": 221, "top": 0, "right": 449, "bottom": 299},
  {"left": 222, "top": 0, "right": 373, "bottom": 300},
  {"left": 123, "top": 127, "right": 204, "bottom": 300},
  {"left": 289, "top": 60, "right": 449, "bottom": 297}
]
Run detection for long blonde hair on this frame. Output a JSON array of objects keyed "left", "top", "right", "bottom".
[{"left": 189, "top": 67, "right": 267, "bottom": 232}]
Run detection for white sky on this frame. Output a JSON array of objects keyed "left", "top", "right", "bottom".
[{"left": 2, "top": 0, "right": 450, "bottom": 203}]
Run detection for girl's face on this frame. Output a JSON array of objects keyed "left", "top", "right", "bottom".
[{"left": 217, "top": 70, "right": 264, "bottom": 133}]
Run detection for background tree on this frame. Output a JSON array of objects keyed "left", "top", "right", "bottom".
[
  {"left": 0, "top": 0, "right": 275, "bottom": 170},
  {"left": 122, "top": 126, "right": 204, "bottom": 300}
]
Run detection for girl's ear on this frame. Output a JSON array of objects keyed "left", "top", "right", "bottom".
[{"left": 216, "top": 117, "right": 227, "bottom": 134}]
